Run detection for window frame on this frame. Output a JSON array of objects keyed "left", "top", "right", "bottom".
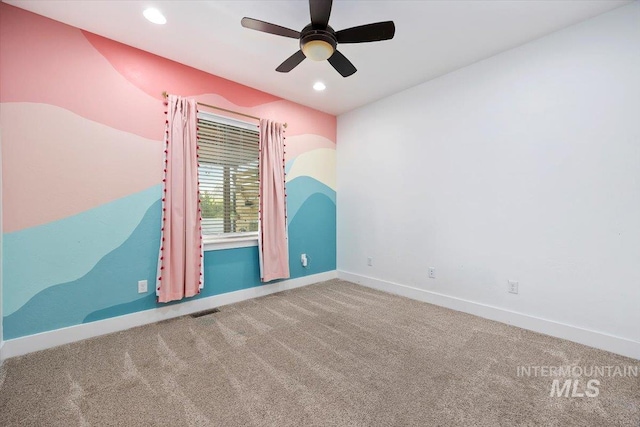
[{"left": 197, "top": 111, "right": 260, "bottom": 251}]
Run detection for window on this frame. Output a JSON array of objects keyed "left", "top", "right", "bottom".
[{"left": 197, "top": 112, "right": 259, "bottom": 242}]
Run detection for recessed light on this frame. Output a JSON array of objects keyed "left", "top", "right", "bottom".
[
  {"left": 313, "top": 81, "right": 326, "bottom": 91},
  {"left": 143, "top": 8, "right": 166, "bottom": 25}
]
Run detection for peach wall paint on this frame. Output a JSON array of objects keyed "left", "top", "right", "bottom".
[
  {"left": 0, "top": 103, "right": 163, "bottom": 232},
  {"left": 284, "top": 134, "right": 336, "bottom": 162}
]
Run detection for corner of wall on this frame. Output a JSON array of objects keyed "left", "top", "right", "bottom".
[
  {"left": 336, "top": 3, "right": 640, "bottom": 360},
  {"left": 338, "top": 271, "right": 640, "bottom": 361}
]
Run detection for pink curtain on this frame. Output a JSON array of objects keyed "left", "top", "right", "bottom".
[
  {"left": 258, "top": 119, "right": 290, "bottom": 282},
  {"left": 156, "top": 94, "right": 204, "bottom": 303}
]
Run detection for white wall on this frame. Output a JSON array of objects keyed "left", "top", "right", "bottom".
[{"left": 337, "top": 3, "right": 640, "bottom": 357}]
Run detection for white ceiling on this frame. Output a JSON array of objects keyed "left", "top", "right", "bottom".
[{"left": 4, "top": 0, "right": 632, "bottom": 115}]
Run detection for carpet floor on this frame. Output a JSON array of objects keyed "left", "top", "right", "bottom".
[{"left": 1, "top": 279, "right": 638, "bottom": 426}]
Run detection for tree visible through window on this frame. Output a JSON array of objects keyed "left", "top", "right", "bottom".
[{"left": 197, "top": 112, "right": 259, "bottom": 238}]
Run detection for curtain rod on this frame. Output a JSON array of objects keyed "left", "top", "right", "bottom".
[{"left": 162, "top": 91, "right": 287, "bottom": 128}]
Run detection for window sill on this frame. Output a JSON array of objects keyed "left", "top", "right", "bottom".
[{"left": 203, "top": 235, "right": 258, "bottom": 251}]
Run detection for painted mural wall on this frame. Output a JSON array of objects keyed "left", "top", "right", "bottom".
[{"left": 0, "top": 4, "right": 336, "bottom": 340}]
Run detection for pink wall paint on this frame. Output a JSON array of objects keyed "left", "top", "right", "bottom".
[
  {"left": 81, "top": 31, "right": 336, "bottom": 142},
  {"left": 81, "top": 31, "right": 281, "bottom": 108},
  {"left": 0, "top": 3, "right": 336, "bottom": 233},
  {"left": 0, "top": 5, "right": 163, "bottom": 141}
]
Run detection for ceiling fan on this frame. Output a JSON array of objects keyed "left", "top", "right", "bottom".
[{"left": 241, "top": 0, "right": 395, "bottom": 77}]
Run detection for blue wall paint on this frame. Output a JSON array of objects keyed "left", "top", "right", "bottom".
[
  {"left": 3, "top": 199, "right": 162, "bottom": 339},
  {"left": 201, "top": 247, "right": 262, "bottom": 296},
  {"left": 288, "top": 193, "right": 337, "bottom": 277},
  {"left": 3, "top": 179, "right": 336, "bottom": 340},
  {"left": 3, "top": 185, "right": 162, "bottom": 316},
  {"left": 85, "top": 194, "right": 337, "bottom": 325},
  {"left": 84, "top": 246, "right": 262, "bottom": 322},
  {"left": 287, "top": 176, "right": 336, "bottom": 224}
]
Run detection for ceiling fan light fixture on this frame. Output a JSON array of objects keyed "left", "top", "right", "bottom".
[
  {"left": 242, "top": 1, "right": 395, "bottom": 77},
  {"left": 313, "top": 81, "right": 326, "bottom": 91},
  {"left": 302, "top": 40, "right": 334, "bottom": 61}
]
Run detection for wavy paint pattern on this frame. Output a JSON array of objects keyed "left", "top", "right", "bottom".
[
  {"left": 0, "top": 3, "right": 336, "bottom": 340},
  {"left": 3, "top": 186, "right": 162, "bottom": 316},
  {"left": 5, "top": 191, "right": 336, "bottom": 338},
  {"left": 286, "top": 148, "right": 337, "bottom": 190},
  {"left": 1, "top": 103, "right": 162, "bottom": 232},
  {"left": 285, "top": 134, "right": 336, "bottom": 162},
  {"left": 82, "top": 189, "right": 338, "bottom": 323},
  {"left": 3, "top": 199, "right": 162, "bottom": 339},
  {"left": 0, "top": 5, "right": 163, "bottom": 141},
  {"left": 82, "top": 31, "right": 336, "bottom": 142},
  {"left": 81, "top": 31, "right": 280, "bottom": 108},
  {"left": 287, "top": 177, "right": 336, "bottom": 224}
]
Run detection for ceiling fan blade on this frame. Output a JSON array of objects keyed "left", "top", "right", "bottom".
[
  {"left": 309, "top": 0, "right": 332, "bottom": 28},
  {"left": 241, "top": 17, "right": 300, "bottom": 39},
  {"left": 276, "top": 50, "right": 306, "bottom": 73},
  {"left": 336, "top": 21, "right": 395, "bottom": 43},
  {"left": 327, "top": 50, "right": 357, "bottom": 77}
]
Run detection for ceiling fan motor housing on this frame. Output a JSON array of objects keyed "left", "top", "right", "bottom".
[{"left": 300, "top": 24, "right": 337, "bottom": 61}]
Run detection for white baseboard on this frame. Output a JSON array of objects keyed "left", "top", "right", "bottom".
[
  {"left": 1, "top": 270, "right": 337, "bottom": 360},
  {"left": 338, "top": 270, "right": 640, "bottom": 361},
  {"left": 0, "top": 340, "right": 4, "bottom": 365}
]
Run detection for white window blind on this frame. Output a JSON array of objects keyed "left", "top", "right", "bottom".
[{"left": 197, "top": 112, "right": 259, "bottom": 239}]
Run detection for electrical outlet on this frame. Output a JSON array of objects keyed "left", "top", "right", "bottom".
[
  {"left": 367, "top": 257, "right": 373, "bottom": 266},
  {"left": 138, "top": 280, "right": 148, "bottom": 294},
  {"left": 508, "top": 280, "right": 519, "bottom": 294},
  {"left": 301, "top": 253, "right": 308, "bottom": 267},
  {"left": 428, "top": 267, "right": 436, "bottom": 278}
]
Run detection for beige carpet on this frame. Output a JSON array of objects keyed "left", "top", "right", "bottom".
[{"left": 1, "top": 279, "right": 638, "bottom": 426}]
